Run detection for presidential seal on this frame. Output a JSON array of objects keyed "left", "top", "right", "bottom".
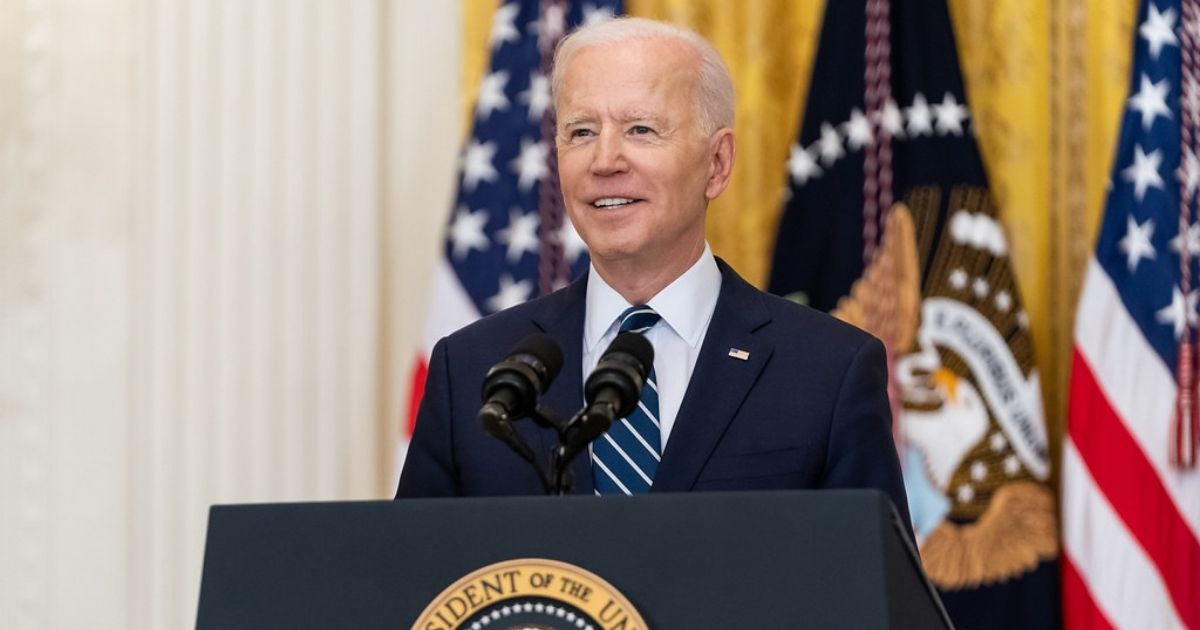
[{"left": 412, "top": 558, "right": 648, "bottom": 630}]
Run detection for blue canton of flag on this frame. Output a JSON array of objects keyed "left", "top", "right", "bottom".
[
  {"left": 446, "top": 0, "right": 622, "bottom": 316},
  {"left": 1095, "top": 0, "right": 1195, "bottom": 372}
]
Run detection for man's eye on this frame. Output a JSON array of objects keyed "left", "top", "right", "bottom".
[
  {"left": 631, "top": 125, "right": 653, "bottom": 135},
  {"left": 570, "top": 129, "right": 593, "bottom": 138}
]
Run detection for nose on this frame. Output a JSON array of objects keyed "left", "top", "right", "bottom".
[{"left": 590, "top": 129, "right": 628, "bottom": 176}]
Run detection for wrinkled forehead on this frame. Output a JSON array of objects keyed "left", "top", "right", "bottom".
[{"left": 555, "top": 39, "right": 700, "bottom": 120}]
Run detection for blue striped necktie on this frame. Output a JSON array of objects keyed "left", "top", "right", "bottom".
[{"left": 592, "top": 305, "right": 662, "bottom": 495}]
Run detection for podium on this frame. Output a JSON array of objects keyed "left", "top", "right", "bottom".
[{"left": 196, "top": 490, "right": 951, "bottom": 629}]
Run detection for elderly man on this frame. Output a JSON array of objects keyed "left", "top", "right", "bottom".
[{"left": 397, "top": 17, "right": 909, "bottom": 524}]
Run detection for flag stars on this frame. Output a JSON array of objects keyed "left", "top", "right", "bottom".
[
  {"left": 490, "top": 2, "right": 521, "bottom": 49},
  {"left": 448, "top": 206, "right": 491, "bottom": 259},
  {"left": 1178, "top": 148, "right": 1200, "bottom": 198},
  {"left": 906, "top": 93, "right": 934, "bottom": 137},
  {"left": 972, "top": 277, "right": 990, "bottom": 299},
  {"left": 1118, "top": 216, "right": 1156, "bottom": 271},
  {"left": 956, "top": 484, "right": 975, "bottom": 503},
  {"left": 462, "top": 140, "right": 500, "bottom": 191},
  {"left": 787, "top": 143, "right": 823, "bottom": 185},
  {"left": 1016, "top": 310, "right": 1030, "bottom": 329},
  {"left": 995, "top": 290, "right": 1013, "bottom": 312},
  {"left": 817, "top": 122, "right": 845, "bottom": 165},
  {"left": 949, "top": 268, "right": 969, "bottom": 290},
  {"left": 842, "top": 108, "right": 874, "bottom": 150},
  {"left": 519, "top": 73, "right": 551, "bottom": 122},
  {"left": 1122, "top": 144, "right": 1165, "bottom": 202},
  {"left": 532, "top": 3, "right": 566, "bottom": 49},
  {"left": 989, "top": 432, "right": 1008, "bottom": 453},
  {"left": 510, "top": 138, "right": 549, "bottom": 191},
  {"left": 933, "top": 92, "right": 970, "bottom": 136},
  {"left": 1157, "top": 287, "right": 1190, "bottom": 339},
  {"left": 476, "top": 71, "right": 512, "bottom": 120},
  {"left": 496, "top": 209, "right": 539, "bottom": 263},
  {"left": 877, "top": 99, "right": 906, "bottom": 138},
  {"left": 1129, "top": 74, "right": 1172, "bottom": 130},
  {"left": 1003, "top": 454, "right": 1021, "bottom": 476},
  {"left": 560, "top": 216, "right": 588, "bottom": 264},
  {"left": 1170, "top": 222, "right": 1200, "bottom": 255},
  {"left": 486, "top": 274, "right": 534, "bottom": 313},
  {"left": 970, "top": 461, "right": 988, "bottom": 482},
  {"left": 1140, "top": 3, "right": 1179, "bottom": 60}
]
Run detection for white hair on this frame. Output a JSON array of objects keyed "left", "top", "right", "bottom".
[{"left": 550, "top": 17, "right": 735, "bottom": 134}]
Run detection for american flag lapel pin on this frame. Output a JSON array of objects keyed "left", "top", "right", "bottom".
[{"left": 728, "top": 348, "right": 750, "bottom": 361}]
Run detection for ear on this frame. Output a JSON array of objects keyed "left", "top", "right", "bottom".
[{"left": 704, "top": 128, "right": 736, "bottom": 200}]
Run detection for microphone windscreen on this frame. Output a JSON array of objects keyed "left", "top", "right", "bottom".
[
  {"left": 511, "top": 333, "right": 565, "bottom": 384},
  {"left": 604, "top": 332, "right": 654, "bottom": 371}
]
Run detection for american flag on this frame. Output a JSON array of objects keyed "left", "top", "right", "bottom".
[
  {"left": 398, "top": 0, "right": 622, "bottom": 474},
  {"left": 1063, "top": 0, "right": 1200, "bottom": 627}
]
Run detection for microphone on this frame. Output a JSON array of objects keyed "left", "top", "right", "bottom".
[
  {"left": 557, "top": 332, "right": 654, "bottom": 464},
  {"left": 479, "top": 334, "right": 564, "bottom": 457}
]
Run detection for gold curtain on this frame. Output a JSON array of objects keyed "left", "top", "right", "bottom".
[{"left": 460, "top": 0, "right": 1138, "bottom": 479}]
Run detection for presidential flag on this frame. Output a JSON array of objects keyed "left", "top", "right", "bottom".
[
  {"left": 1062, "top": 1, "right": 1200, "bottom": 627},
  {"left": 399, "top": 0, "right": 623, "bottom": 474},
  {"left": 768, "top": 1, "right": 1059, "bottom": 627}
]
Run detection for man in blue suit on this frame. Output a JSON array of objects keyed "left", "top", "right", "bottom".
[{"left": 397, "top": 17, "right": 909, "bottom": 526}]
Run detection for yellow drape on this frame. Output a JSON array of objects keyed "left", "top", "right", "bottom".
[{"left": 459, "top": 0, "right": 1139, "bottom": 480}]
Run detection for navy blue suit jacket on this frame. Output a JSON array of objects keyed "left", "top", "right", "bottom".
[{"left": 397, "top": 260, "right": 911, "bottom": 526}]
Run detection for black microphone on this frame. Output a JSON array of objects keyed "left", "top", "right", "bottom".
[
  {"left": 558, "top": 332, "right": 654, "bottom": 464},
  {"left": 479, "top": 334, "right": 564, "bottom": 456}
]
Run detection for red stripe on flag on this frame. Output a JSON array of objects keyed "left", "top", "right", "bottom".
[
  {"left": 1062, "top": 554, "right": 1115, "bottom": 630},
  {"left": 1069, "top": 350, "right": 1200, "bottom": 629},
  {"left": 407, "top": 354, "right": 429, "bottom": 437}
]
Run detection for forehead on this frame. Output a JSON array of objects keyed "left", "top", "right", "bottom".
[{"left": 557, "top": 39, "right": 698, "bottom": 117}]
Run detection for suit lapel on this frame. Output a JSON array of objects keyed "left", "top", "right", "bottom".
[
  {"left": 530, "top": 276, "right": 595, "bottom": 495},
  {"left": 652, "top": 261, "right": 774, "bottom": 492}
]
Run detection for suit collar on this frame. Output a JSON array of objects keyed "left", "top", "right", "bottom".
[
  {"left": 652, "top": 259, "right": 774, "bottom": 492},
  {"left": 524, "top": 260, "right": 775, "bottom": 495}
]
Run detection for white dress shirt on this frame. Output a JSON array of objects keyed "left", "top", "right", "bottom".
[{"left": 582, "top": 244, "right": 723, "bottom": 448}]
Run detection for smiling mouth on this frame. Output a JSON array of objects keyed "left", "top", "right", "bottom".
[{"left": 591, "top": 197, "right": 642, "bottom": 208}]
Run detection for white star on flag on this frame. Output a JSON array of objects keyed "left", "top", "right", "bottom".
[
  {"left": 510, "top": 138, "right": 549, "bottom": 191},
  {"left": 462, "top": 140, "right": 500, "bottom": 191},
  {"left": 842, "top": 108, "right": 874, "bottom": 150},
  {"left": 817, "top": 123, "right": 845, "bottom": 165},
  {"left": 560, "top": 215, "right": 588, "bottom": 265},
  {"left": 1122, "top": 144, "right": 1165, "bottom": 201},
  {"left": 1118, "top": 216, "right": 1157, "bottom": 271},
  {"left": 787, "top": 143, "right": 822, "bottom": 185},
  {"left": 1140, "top": 3, "right": 1179, "bottom": 60},
  {"left": 476, "top": 71, "right": 511, "bottom": 120},
  {"left": 449, "top": 206, "right": 491, "bottom": 259},
  {"left": 1178, "top": 147, "right": 1200, "bottom": 197},
  {"left": 486, "top": 274, "right": 534, "bottom": 313},
  {"left": 533, "top": 3, "right": 566, "bottom": 50},
  {"left": 906, "top": 93, "right": 934, "bottom": 137},
  {"left": 933, "top": 92, "right": 969, "bottom": 136},
  {"left": 877, "top": 99, "right": 906, "bottom": 138},
  {"left": 519, "top": 73, "right": 551, "bottom": 122},
  {"left": 1128, "top": 74, "right": 1173, "bottom": 130},
  {"left": 1156, "top": 286, "right": 1190, "bottom": 338},
  {"left": 490, "top": 2, "right": 521, "bottom": 49},
  {"left": 497, "top": 209, "right": 540, "bottom": 263},
  {"left": 1170, "top": 222, "right": 1200, "bottom": 255}
]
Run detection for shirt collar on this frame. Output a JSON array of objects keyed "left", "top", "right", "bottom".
[{"left": 584, "top": 243, "right": 722, "bottom": 352}]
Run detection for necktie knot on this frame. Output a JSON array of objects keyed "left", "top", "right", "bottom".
[{"left": 618, "top": 305, "right": 661, "bottom": 334}]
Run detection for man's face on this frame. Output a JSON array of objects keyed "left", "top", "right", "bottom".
[{"left": 555, "top": 38, "right": 727, "bottom": 270}]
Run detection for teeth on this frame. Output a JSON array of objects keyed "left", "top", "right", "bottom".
[{"left": 593, "top": 197, "right": 635, "bottom": 208}]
